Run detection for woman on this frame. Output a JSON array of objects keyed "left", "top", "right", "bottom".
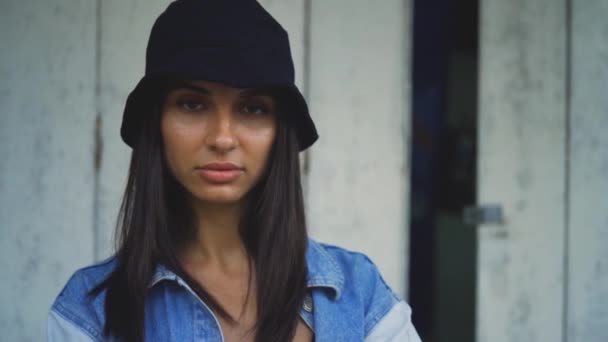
[{"left": 48, "top": 0, "right": 421, "bottom": 341}]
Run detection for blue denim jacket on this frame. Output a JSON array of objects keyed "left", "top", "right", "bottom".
[{"left": 49, "top": 240, "right": 421, "bottom": 341}]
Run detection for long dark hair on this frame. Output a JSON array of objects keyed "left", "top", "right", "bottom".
[{"left": 91, "top": 81, "right": 309, "bottom": 342}]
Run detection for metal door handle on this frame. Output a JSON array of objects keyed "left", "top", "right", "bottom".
[{"left": 463, "top": 205, "right": 504, "bottom": 225}]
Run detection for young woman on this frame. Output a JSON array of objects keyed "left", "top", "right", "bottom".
[{"left": 48, "top": 1, "right": 421, "bottom": 341}]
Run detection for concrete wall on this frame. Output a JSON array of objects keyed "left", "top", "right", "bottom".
[{"left": 0, "top": 1, "right": 412, "bottom": 340}]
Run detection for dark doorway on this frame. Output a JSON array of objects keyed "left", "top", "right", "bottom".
[{"left": 408, "top": 0, "right": 479, "bottom": 341}]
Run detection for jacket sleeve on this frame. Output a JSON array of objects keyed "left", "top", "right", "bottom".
[
  {"left": 344, "top": 251, "right": 421, "bottom": 341},
  {"left": 48, "top": 309, "right": 97, "bottom": 342},
  {"left": 364, "top": 300, "right": 422, "bottom": 342}
]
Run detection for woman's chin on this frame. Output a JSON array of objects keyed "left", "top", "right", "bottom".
[{"left": 191, "top": 189, "right": 246, "bottom": 206}]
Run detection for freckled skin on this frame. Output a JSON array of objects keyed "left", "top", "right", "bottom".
[{"left": 161, "top": 80, "right": 277, "bottom": 206}]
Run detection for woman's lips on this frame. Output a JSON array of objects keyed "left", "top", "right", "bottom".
[{"left": 196, "top": 162, "right": 243, "bottom": 183}]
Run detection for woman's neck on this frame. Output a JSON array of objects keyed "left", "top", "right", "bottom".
[{"left": 181, "top": 200, "right": 249, "bottom": 273}]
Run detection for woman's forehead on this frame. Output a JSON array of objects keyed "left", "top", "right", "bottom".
[{"left": 169, "top": 79, "right": 277, "bottom": 98}]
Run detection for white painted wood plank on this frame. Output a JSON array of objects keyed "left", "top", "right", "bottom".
[
  {"left": 0, "top": 1, "right": 96, "bottom": 340},
  {"left": 97, "top": 0, "right": 172, "bottom": 259},
  {"left": 306, "top": 0, "right": 411, "bottom": 295},
  {"left": 476, "top": 1, "right": 567, "bottom": 341},
  {"left": 568, "top": 1, "right": 608, "bottom": 340}
]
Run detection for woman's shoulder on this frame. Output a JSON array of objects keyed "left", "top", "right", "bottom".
[
  {"left": 49, "top": 257, "right": 118, "bottom": 341},
  {"left": 55, "top": 256, "right": 118, "bottom": 302},
  {"left": 307, "top": 240, "right": 421, "bottom": 341},
  {"left": 308, "top": 239, "right": 392, "bottom": 281},
  {"left": 310, "top": 240, "right": 386, "bottom": 277},
  {"left": 306, "top": 240, "right": 398, "bottom": 305}
]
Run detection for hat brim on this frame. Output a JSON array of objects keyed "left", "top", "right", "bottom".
[{"left": 120, "top": 75, "right": 318, "bottom": 151}]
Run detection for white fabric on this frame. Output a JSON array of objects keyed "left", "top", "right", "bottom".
[
  {"left": 48, "top": 310, "right": 96, "bottom": 342},
  {"left": 365, "top": 301, "right": 422, "bottom": 342}
]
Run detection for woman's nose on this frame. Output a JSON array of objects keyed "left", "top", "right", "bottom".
[{"left": 205, "top": 111, "right": 238, "bottom": 152}]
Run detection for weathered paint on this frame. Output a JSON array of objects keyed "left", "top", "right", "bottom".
[
  {"left": 567, "top": 0, "right": 608, "bottom": 340},
  {"left": 306, "top": 0, "right": 411, "bottom": 296},
  {"left": 0, "top": 1, "right": 97, "bottom": 341},
  {"left": 476, "top": 0, "right": 567, "bottom": 341}
]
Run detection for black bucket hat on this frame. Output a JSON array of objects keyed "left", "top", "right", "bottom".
[{"left": 120, "top": 0, "right": 318, "bottom": 150}]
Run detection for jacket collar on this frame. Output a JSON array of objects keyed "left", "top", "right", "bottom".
[
  {"left": 149, "top": 239, "right": 345, "bottom": 299},
  {"left": 305, "top": 239, "right": 344, "bottom": 299}
]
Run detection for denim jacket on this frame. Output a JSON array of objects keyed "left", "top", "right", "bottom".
[{"left": 49, "top": 240, "right": 421, "bottom": 341}]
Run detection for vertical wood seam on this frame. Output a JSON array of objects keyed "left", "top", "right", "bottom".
[
  {"left": 302, "top": 0, "right": 312, "bottom": 200},
  {"left": 401, "top": 0, "right": 412, "bottom": 297},
  {"left": 93, "top": 0, "right": 102, "bottom": 261},
  {"left": 562, "top": 0, "right": 572, "bottom": 340}
]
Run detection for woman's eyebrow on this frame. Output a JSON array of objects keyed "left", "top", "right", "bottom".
[
  {"left": 169, "top": 80, "right": 274, "bottom": 98},
  {"left": 238, "top": 88, "right": 274, "bottom": 98},
  {"left": 172, "top": 81, "right": 211, "bottom": 95}
]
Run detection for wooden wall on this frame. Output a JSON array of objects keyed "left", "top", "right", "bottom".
[
  {"left": 477, "top": 0, "right": 567, "bottom": 340},
  {"left": 5, "top": 1, "right": 605, "bottom": 341},
  {"left": 0, "top": 1, "right": 97, "bottom": 340},
  {"left": 306, "top": 0, "right": 411, "bottom": 295},
  {"left": 477, "top": 0, "right": 608, "bottom": 341},
  {"left": 0, "top": 1, "right": 412, "bottom": 340},
  {"left": 567, "top": 0, "right": 608, "bottom": 340}
]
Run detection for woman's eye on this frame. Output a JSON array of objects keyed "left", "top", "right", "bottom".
[
  {"left": 240, "top": 104, "right": 270, "bottom": 115},
  {"left": 177, "top": 99, "right": 206, "bottom": 111}
]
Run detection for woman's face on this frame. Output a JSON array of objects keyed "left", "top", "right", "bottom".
[{"left": 161, "top": 80, "right": 277, "bottom": 206}]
